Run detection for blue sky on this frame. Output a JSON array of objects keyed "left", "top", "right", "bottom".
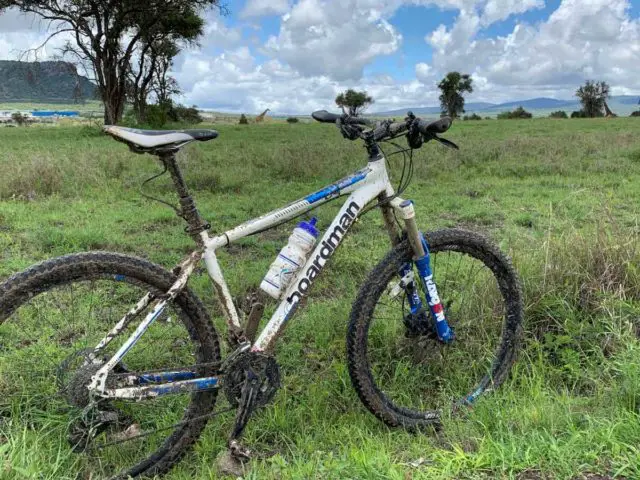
[{"left": 1, "top": 0, "right": 640, "bottom": 113}]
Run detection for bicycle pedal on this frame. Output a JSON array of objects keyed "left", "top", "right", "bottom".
[
  {"left": 217, "top": 444, "right": 250, "bottom": 477},
  {"left": 229, "top": 439, "right": 252, "bottom": 460}
]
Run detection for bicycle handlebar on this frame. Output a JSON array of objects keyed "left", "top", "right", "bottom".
[{"left": 311, "top": 110, "right": 457, "bottom": 149}]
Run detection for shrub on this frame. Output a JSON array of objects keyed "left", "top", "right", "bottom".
[
  {"left": 0, "top": 156, "right": 63, "bottom": 199},
  {"left": 630, "top": 110, "right": 640, "bottom": 117},
  {"left": 170, "top": 105, "right": 203, "bottom": 124},
  {"left": 11, "top": 112, "right": 28, "bottom": 126},
  {"left": 144, "top": 104, "right": 169, "bottom": 128},
  {"left": 571, "top": 109, "right": 603, "bottom": 118},
  {"left": 549, "top": 110, "right": 568, "bottom": 119},
  {"left": 286, "top": 117, "right": 299, "bottom": 123},
  {"left": 463, "top": 113, "right": 482, "bottom": 121},
  {"left": 497, "top": 106, "right": 533, "bottom": 119},
  {"left": 239, "top": 114, "right": 249, "bottom": 125}
]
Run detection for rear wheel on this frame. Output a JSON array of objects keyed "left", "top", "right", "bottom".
[
  {"left": 0, "top": 252, "right": 221, "bottom": 479},
  {"left": 347, "top": 229, "right": 523, "bottom": 429}
]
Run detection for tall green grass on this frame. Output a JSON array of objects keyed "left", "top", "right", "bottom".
[{"left": 1, "top": 118, "right": 639, "bottom": 478}]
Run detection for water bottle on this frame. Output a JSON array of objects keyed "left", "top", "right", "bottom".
[{"left": 260, "top": 218, "right": 319, "bottom": 299}]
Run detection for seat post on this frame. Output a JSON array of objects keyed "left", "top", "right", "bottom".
[{"left": 160, "top": 152, "right": 209, "bottom": 244}]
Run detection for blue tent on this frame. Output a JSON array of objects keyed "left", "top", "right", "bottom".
[{"left": 31, "top": 111, "right": 79, "bottom": 117}]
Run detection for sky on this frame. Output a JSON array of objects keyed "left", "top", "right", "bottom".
[{"left": 1, "top": 0, "right": 640, "bottom": 114}]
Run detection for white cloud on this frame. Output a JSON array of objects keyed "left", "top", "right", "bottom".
[
  {"left": 201, "top": 13, "right": 243, "bottom": 48},
  {"left": 176, "top": 46, "right": 440, "bottom": 114},
  {"left": 482, "top": 0, "right": 544, "bottom": 25},
  {"left": 262, "top": 0, "right": 403, "bottom": 81},
  {"left": 426, "top": 0, "right": 640, "bottom": 101},
  {"left": 240, "top": 0, "right": 290, "bottom": 18},
  {"left": 415, "top": 62, "right": 433, "bottom": 83},
  {"left": 0, "top": 30, "right": 72, "bottom": 61},
  {"left": 0, "top": 8, "right": 40, "bottom": 33}
]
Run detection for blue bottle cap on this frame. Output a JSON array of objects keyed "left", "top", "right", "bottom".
[{"left": 297, "top": 217, "right": 319, "bottom": 238}]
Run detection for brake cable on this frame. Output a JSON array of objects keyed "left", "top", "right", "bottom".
[
  {"left": 359, "top": 136, "right": 415, "bottom": 219},
  {"left": 138, "top": 162, "right": 183, "bottom": 217}
]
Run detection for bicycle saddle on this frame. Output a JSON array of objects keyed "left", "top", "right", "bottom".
[{"left": 104, "top": 125, "right": 218, "bottom": 153}]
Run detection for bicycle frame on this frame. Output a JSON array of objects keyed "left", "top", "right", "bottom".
[{"left": 89, "top": 151, "right": 452, "bottom": 399}]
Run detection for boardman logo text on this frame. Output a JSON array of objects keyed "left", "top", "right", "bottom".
[{"left": 287, "top": 201, "right": 360, "bottom": 304}]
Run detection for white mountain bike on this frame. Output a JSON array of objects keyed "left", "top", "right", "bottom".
[{"left": 0, "top": 110, "right": 523, "bottom": 478}]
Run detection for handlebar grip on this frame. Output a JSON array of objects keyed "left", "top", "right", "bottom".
[
  {"left": 312, "top": 110, "right": 341, "bottom": 123},
  {"left": 312, "top": 110, "right": 372, "bottom": 126},
  {"left": 417, "top": 116, "right": 452, "bottom": 135}
]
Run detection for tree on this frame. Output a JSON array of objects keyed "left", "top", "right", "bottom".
[
  {"left": 497, "top": 106, "right": 532, "bottom": 119},
  {"left": 127, "top": 40, "right": 181, "bottom": 123},
  {"left": 335, "top": 89, "right": 373, "bottom": 116},
  {"left": 575, "top": 80, "right": 610, "bottom": 118},
  {"left": 549, "top": 110, "right": 568, "bottom": 119},
  {"left": 1, "top": 0, "right": 222, "bottom": 124},
  {"left": 11, "top": 112, "right": 27, "bottom": 126},
  {"left": 127, "top": 8, "right": 203, "bottom": 123},
  {"left": 438, "top": 72, "right": 473, "bottom": 118},
  {"left": 152, "top": 51, "right": 182, "bottom": 107}
]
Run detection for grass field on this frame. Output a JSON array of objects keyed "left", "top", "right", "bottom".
[{"left": 1, "top": 117, "right": 640, "bottom": 479}]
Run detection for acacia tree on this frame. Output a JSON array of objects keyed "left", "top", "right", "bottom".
[
  {"left": 575, "top": 80, "right": 610, "bottom": 118},
  {"left": 127, "top": 8, "right": 203, "bottom": 122},
  {"left": 0, "top": 0, "right": 221, "bottom": 124},
  {"left": 437, "top": 72, "right": 473, "bottom": 118},
  {"left": 128, "top": 40, "right": 180, "bottom": 122},
  {"left": 152, "top": 53, "right": 182, "bottom": 107},
  {"left": 335, "top": 89, "right": 374, "bottom": 116}
]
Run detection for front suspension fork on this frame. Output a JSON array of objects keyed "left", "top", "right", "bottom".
[{"left": 397, "top": 199, "right": 454, "bottom": 343}]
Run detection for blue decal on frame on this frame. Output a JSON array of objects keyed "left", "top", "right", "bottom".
[{"left": 305, "top": 169, "right": 369, "bottom": 204}]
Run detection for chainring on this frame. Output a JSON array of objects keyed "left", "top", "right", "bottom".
[{"left": 223, "top": 352, "right": 280, "bottom": 408}]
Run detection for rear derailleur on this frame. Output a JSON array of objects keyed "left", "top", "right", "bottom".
[{"left": 57, "top": 349, "right": 130, "bottom": 452}]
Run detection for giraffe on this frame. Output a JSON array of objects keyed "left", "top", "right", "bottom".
[
  {"left": 255, "top": 108, "right": 270, "bottom": 123},
  {"left": 603, "top": 100, "right": 617, "bottom": 118}
]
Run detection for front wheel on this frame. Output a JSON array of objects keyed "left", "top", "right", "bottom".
[{"left": 347, "top": 229, "right": 523, "bottom": 429}]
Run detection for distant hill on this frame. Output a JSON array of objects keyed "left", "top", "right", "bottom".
[
  {"left": 483, "top": 98, "right": 574, "bottom": 110},
  {"left": 373, "top": 96, "right": 640, "bottom": 118},
  {"left": 0, "top": 60, "right": 96, "bottom": 103}
]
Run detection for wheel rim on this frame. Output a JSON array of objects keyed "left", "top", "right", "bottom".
[
  {"left": 365, "top": 245, "right": 508, "bottom": 414},
  {"left": 0, "top": 275, "right": 216, "bottom": 478}
]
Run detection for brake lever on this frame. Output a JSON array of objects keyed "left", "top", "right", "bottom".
[
  {"left": 337, "top": 118, "right": 364, "bottom": 141},
  {"left": 423, "top": 132, "right": 459, "bottom": 150},
  {"left": 434, "top": 135, "right": 459, "bottom": 150}
]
